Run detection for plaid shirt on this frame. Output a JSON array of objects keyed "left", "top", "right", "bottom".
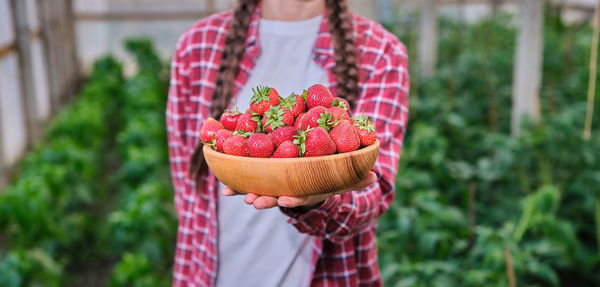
[{"left": 167, "top": 8, "right": 409, "bottom": 287}]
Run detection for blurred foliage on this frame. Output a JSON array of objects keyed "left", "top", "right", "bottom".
[
  {"left": 378, "top": 8, "right": 600, "bottom": 287},
  {"left": 0, "top": 39, "right": 174, "bottom": 286},
  {"left": 2, "top": 6, "right": 600, "bottom": 287}
]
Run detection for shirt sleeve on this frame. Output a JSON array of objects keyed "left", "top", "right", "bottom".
[
  {"left": 280, "top": 40, "right": 409, "bottom": 243},
  {"left": 166, "top": 35, "right": 193, "bottom": 219}
]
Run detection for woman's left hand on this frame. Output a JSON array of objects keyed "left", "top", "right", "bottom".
[{"left": 222, "top": 171, "right": 378, "bottom": 210}]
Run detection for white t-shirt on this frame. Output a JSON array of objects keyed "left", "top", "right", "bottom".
[{"left": 216, "top": 15, "right": 328, "bottom": 287}]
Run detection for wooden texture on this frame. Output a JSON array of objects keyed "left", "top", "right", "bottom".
[
  {"left": 0, "top": 59, "right": 5, "bottom": 189},
  {"left": 419, "top": 0, "right": 438, "bottom": 78},
  {"left": 74, "top": 10, "right": 212, "bottom": 21},
  {"left": 63, "top": 0, "right": 79, "bottom": 100},
  {"left": 511, "top": 0, "right": 543, "bottom": 137},
  {"left": 37, "top": 0, "right": 60, "bottom": 113},
  {"left": 37, "top": 0, "right": 78, "bottom": 111},
  {"left": 583, "top": 0, "right": 600, "bottom": 140},
  {"left": 12, "top": 0, "right": 40, "bottom": 145},
  {"left": 0, "top": 42, "right": 16, "bottom": 58},
  {"left": 204, "top": 140, "right": 380, "bottom": 197},
  {"left": 504, "top": 248, "right": 517, "bottom": 287}
]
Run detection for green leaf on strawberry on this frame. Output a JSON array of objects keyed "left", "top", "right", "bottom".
[
  {"left": 233, "top": 129, "right": 253, "bottom": 138},
  {"left": 316, "top": 110, "right": 334, "bottom": 131},
  {"left": 293, "top": 128, "right": 309, "bottom": 157},
  {"left": 250, "top": 112, "right": 264, "bottom": 133},
  {"left": 280, "top": 94, "right": 296, "bottom": 112},
  {"left": 250, "top": 86, "right": 272, "bottom": 104},
  {"left": 300, "top": 89, "right": 308, "bottom": 101},
  {"left": 352, "top": 112, "right": 375, "bottom": 132}
]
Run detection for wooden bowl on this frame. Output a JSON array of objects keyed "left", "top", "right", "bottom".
[{"left": 204, "top": 139, "right": 380, "bottom": 197}]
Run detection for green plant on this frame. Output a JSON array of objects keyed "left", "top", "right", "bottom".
[{"left": 378, "top": 10, "right": 600, "bottom": 286}]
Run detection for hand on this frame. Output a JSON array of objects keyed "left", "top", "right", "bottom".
[{"left": 222, "top": 171, "right": 377, "bottom": 210}]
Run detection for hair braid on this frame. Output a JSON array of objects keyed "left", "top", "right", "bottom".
[
  {"left": 212, "top": 0, "right": 259, "bottom": 118},
  {"left": 190, "top": 0, "right": 258, "bottom": 179},
  {"left": 325, "top": 0, "right": 359, "bottom": 107}
]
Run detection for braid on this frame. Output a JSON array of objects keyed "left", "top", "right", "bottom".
[
  {"left": 212, "top": 0, "right": 259, "bottom": 118},
  {"left": 325, "top": 0, "right": 359, "bottom": 108},
  {"left": 191, "top": 0, "right": 258, "bottom": 180}
]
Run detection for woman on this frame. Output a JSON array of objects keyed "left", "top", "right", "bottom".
[{"left": 166, "top": 0, "right": 409, "bottom": 286}]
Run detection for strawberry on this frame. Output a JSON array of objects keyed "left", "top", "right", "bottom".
[
  {"left": 235, "top": 112, "right": 262, "bottom": 133},
  {"left": 262, "top": 106, "right": 294, "bottom": 133},
  {"left": 294, "top": 113, "right": 305, "bottom": 129},
  {"left": 200, "top": 118, "right": 223, "bottom": 144},
  {"left": 248, "top": 133, "right": 274, "bottom": 158},
  {"left": 293, "top": 127, "right": 336, "bottom": 157},
  {"left": 220, "top": 108, "right": 242, "bottom": 131},
  {"left": 250, "top": 86, "right": 280, "bottom": 115},
  {"left": 315, "top": 109, "right": 349, "bottom": 132},
  {"left": 270, "top": 126, "right": 298, "bottom": 147},
  {"left": 299, "top": 106, "right": 327, "bottom": 130},
  {"left": 215, "top": 129, "right": 233, "bottom": 152},
  {"left": 352, "top": 113, "right": 377, "bottom": 146},
  {"left": 223, "top": 135, "right": 249, "bottom": 156},
  {"left": 332, "top": 97, "right": 350, "bottom": 113},
  {"left": 305, "top": 84, "right": 333, "bottom": 109},
  {"left": 330, "top": 122, "right": 360, "bottom": 153},
  {"left": 281, "top": 93, "right": 306, "bottom": 117},
  {"left": 327, "top": 106, "right": 351, "bottom": 125},
  {"left": 272, "top": 141, "right": 299, "bottom": 158}
]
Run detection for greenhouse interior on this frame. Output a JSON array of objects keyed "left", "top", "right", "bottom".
[{"left": 1, "top": 0, "right": 600, "bottom": 286}]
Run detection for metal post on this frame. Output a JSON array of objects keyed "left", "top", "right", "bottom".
[
  {"left": 11, "top": 0, "right": 40, "bottom": 145},
  {"left": 419, "top": 0, "right": 438, "bottom": 78},
  {"left": 511, "top": 0, "right": 544, "bottom": 136}
]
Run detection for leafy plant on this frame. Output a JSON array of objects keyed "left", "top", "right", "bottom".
[{"left": 378, "top": 9, "right": 600, "bottom": 286}]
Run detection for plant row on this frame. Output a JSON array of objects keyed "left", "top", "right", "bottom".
[
  {"left": 0, "top": 40, "right": 177, "bottom": 287},
  {"left": 377, "top": 11, "right": 600, "bottom": 286}
]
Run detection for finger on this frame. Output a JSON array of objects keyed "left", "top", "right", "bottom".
[
  {"left": 277, "top": 196, "right": 311, "bottom": 208},
  {"left": 361, "top": 171, "right": 378, "bottom": 185},
  {"left": 222, "top": 187, "right": 243, "bottom": 196},
  {"left": 350, "top": 172, "right": 378, "bottom": 191},
  {"left": 253, "top": 196, "right": 278, "bottom": 210},
  {"left": 244, "top": 193, "right": 259, "bottom": 205}
]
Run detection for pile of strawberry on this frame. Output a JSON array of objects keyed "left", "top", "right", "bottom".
[{"left": 199, "top": 84, "right": 376, "bottom": 158}]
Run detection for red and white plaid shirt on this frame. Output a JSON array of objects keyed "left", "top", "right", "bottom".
[{"left": 167, "top": 7, "right": 409, "bottom": 287}]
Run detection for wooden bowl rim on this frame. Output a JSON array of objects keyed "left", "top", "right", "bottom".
[{"left": 204, "top": 139, "right": 380, "bottom": 163}]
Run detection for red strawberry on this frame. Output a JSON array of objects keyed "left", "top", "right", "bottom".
[
  {"left": 215, "top": 129, "right": 233, "bottom": 152},
  {"left": 250, "top": 86, "right": 280, "bottom": 115},
  {"left": 262, "top": 106, "right": 294, "bottom": 133},
  {"left": 327, "top": 106, "right": 351, "bottom": 124},
  {"left": 272, "top": 141, "right": 299, "bottom": 158},
  {"left": 220, "top": 108, "right": 242, "bottom": 131},
  {"left": 293, "top": 127, "right": 336, "bottom": 157},
  {"left": 235, "top": 112, "right": 262, "bottom": 133},
  {"left": 223, "top": 135, "right": 249, "bottom": 156},
  {"left": 281, "top": 93, "right": 306, "bottom": 117},
  {"left": 200, "top": 118, "right": 223, "bottom": 144},
  {"left": 332, "top": 97, "right": 350, "bottom": 113},
  {"left": 352, "top": 113, "right": 377, "bottom": 146},
  {"left": 247, "top": 133, "right": 274, "bottom": 158},
  {"left": 305, "top": 84, "right": 333, "bottom": 109},
  {"left": 270, "top": 126, "right": 298, "bottom": 147},
  {"left": 294, "top": 113, "right": 305, "bottom": 129},
  {"left": 330, "top": 122, "right": 360, "bottom": 153},
  {"left": 299, "top": 106, "right": 327, "bottom": 130}
]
